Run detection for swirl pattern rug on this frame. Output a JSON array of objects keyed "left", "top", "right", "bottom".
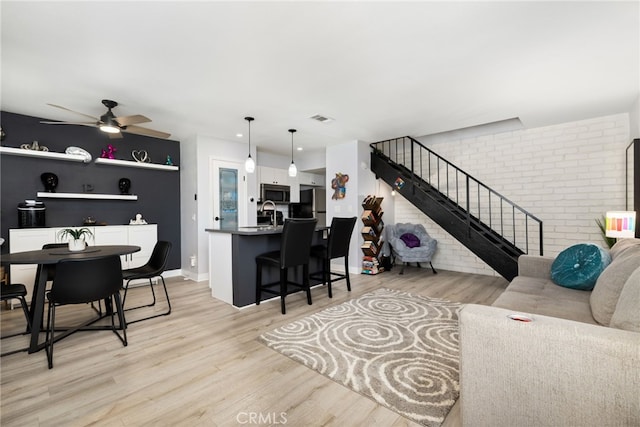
[{"left": 258, "top": 288, "right": 461, "bottom": 426}]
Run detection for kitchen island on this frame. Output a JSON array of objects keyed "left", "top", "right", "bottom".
[{"left": 205, "top": 225, "right": 328, "bottom": 308}]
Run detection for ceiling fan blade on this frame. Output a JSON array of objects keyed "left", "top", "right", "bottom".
[
  {"left": 40, "top": 120, "right": 98, "bottom": 127},
  {"left": 46, "top": 103, "right": 99, "bottom": 121},
  {"left": 123, "top": 125, "right": 171, "bottom": 139},
  {"left": 114, "top": 114, "right": 151, "bottom": 126}
]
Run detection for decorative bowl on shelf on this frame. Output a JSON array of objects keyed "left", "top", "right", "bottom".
[{"left": 65, "top": 146, "right": 92, "bottom": 163}]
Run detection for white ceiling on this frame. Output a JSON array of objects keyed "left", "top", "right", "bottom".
[{"left": 1, "top": 1, "right": 638, "bottom": 157}]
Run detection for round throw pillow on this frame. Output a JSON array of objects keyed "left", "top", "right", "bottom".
[{"left": 550, "top": 243, "right": 611, "bottom": 290}]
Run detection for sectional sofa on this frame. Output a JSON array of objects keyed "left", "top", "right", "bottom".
[{"left": 459, "top": 239, "right": 640, "bottom": 426}]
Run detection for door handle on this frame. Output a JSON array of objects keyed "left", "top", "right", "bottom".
[{"left": 214, "top": 216, "right": 224, "bottom": 221}]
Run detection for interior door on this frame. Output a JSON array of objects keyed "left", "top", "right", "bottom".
[{"left": 211, "top": 159, "right": 247, "bottom": 230}]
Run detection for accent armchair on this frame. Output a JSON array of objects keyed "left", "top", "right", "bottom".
[{"left": 386, "top": 223, "right": 437, "bottom": 274}]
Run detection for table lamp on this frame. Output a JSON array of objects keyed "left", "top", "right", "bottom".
[{"left": 605, "top": 211, "right": 637, "bottom": 239}]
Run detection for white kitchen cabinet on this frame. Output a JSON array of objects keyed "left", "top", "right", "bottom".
[
  {"left": 258, "top": 166, "right": 289, "bottom": 185},
  {"left": 8, "top": 224, "right": 157, "bottom": 302},
  {"left": 298, "top": 172, "right": 325, "bottom": 186},
  {"left": 93, "top": 224, "right": 157, "bottom": 269},
  {"left": 9, "top": 228, "right": 58, "bottom": 303}
]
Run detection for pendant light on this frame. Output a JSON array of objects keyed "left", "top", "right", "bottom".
[
  {"left": 244, "top": 117, "right": 255, "bottom": 173},
  {"left": 288, "top": 129, "right": 297, "bottom": 177}
]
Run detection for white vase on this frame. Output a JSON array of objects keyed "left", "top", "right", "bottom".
[{"left": 68, "top": 238, "right": 85, "bottom": 252}]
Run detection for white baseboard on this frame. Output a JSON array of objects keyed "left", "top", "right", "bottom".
[{"left": 177, "top": 270, "right": 209, "bottom": 282}]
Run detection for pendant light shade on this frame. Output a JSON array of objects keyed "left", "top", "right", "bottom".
[
  {"left": 288, "top": 129, "right": 297, "bottom": 177},
  {"left": 244, "top": 116, "right": 255, "bottom": 173}
]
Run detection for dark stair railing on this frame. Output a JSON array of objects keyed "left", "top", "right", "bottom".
[{"left": 370, "top": 136, "right": 543, "bottom": 281}]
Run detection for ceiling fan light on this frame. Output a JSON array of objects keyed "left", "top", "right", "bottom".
[
  {"left": 99, "top": 114, "right": 120, "bottom": 134},
  {"left": 99, "top": 124, "right": 120, "bottom": 134},
  {"left": 288, "top": 161, "right": 297, "bottom": 177},
  {"left": 245, "top": 155, "right": 255, "bottom": 173}
]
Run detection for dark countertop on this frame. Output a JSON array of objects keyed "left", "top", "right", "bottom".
[{"left": 205, "top": 225, "right": 328, "bottom": 236}]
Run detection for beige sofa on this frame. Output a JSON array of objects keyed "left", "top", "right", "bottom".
[{"left": 459, "top": 239, "right": 640, "bottom": 427}]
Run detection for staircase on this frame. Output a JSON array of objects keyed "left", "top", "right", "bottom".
[{"left": 370, "top": 136, "right": 543, "bottom": 281}]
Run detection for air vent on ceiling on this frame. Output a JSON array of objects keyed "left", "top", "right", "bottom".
[{"left": 309, "top": 114, "right": 334, "bottom": 123}]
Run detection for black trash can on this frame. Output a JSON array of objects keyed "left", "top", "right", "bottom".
[{"left": 18, "top": 201, "right": 46, "bottom": 228}]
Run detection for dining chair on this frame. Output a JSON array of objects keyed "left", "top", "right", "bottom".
[
  {"left": 42, "top": 243, "right": 68, "bottom": 281},
  {"left": 0, "top": 283, "right": 32, "bottom": 356},
  {"left": 121, "top": 241, "right": 172, "bottom": 324},
  {"left": 255, "top": 218, "right": 318, "bottom": 314},
  {"left": 310, "top": 216, "right": 357, "bottom": 298},
  {"left": 45, "top": 255, "right": 127, "bottom": 369},
  {"left": 42, "top": 242, "right": 103, "bottom": 314}
]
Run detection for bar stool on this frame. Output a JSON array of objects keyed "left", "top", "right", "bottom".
[
  {"left": 255, "top": 218, "right": 317, "bottom": 314},
  {"left": 310, "top": 216, "right": 357, "bottom": 298}
]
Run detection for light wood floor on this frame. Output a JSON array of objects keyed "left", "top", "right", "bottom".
[{"left": 0, "top": 267, "right": 508, "bottom": 426}]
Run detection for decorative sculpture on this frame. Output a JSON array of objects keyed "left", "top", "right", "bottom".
[
  {"left": 331, "top": 172, "right": 349, "bottom": 200},
  {"left": 101, "top": 144, "right": 117, "bottom": 159},
  {"left": 118, "top": 178, "right": 131, "bottom": 194},
  {"left": 40, "top": 172, "right": 58, "bottom": 192}
]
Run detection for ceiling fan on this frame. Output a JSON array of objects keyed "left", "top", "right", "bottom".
[{"left": 41, "top": 99, "right": 171, "bottom": 139}]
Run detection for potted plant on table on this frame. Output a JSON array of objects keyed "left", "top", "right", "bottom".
[{"left": 57, "top": 227, "right": 93, "bottom": 252}]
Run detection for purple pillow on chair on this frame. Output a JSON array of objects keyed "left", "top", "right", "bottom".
[{"left": 400, "top": 233, "right": 420, "bottom": 248}]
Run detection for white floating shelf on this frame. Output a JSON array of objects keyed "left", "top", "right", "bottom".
[
  {"left": 94, "top": 157, "right": 179, "bottom": 171},
  {"left": 0, "top": 146, "right": 87, "bottom": 162},
  {"left": 37, "top": 192, "right": 138, "bottom": 201}
]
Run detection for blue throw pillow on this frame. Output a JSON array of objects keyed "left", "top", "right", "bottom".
[
  {"left": 550, "top": 243, "right": 611, "bottom": 290},
  {"left": 400, "top": 233, "right": 420, "bottom": 248}
]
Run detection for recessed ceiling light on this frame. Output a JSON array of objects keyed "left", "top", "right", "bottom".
[
  {"left": 309, "top": 114, "right": 334, "bottom": 123},
  {"left": 236, "top": 133, "right": 243, "bottom": 138},
  {"left": 297, "top": 147, "right": 303, "bottom": 151}
]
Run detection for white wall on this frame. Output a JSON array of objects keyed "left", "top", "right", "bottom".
[
  {"left": 630, "top": 95, "right": 640, "bottom": 139},
  {"left": 392, "top": 113, "right": 632, "bottom": 276},
  {"left": 179, "top": 134, "right": 199, "bottom": 281},
  {"left": 325, "top": 141, "right": 362, "bottom": 274},
  {"left": 178, "top": 135, "right": 257, "bottom": 281},
  {"left": 323, "top": 139, "right": 395, "bottom": 275}
]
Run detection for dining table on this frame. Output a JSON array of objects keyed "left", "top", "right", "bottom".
[{"left": 0, "top": 244, "right": 140, "bottom": 353}]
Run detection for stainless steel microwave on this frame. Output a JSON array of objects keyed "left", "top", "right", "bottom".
[{"left": 260, "top": 184, "right": 290, "bottom": 203}]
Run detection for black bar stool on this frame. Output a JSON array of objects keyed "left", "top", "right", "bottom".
[
  {"left": 310, "top": 216, "right": 357, "bottom": 298},
  {"left": 256, "top": 218, "right": 318, "bottom": 314}
]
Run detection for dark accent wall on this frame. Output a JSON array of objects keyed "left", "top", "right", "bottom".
[{"left": 0, "top": 111, "right": 181, "bottom": 269}]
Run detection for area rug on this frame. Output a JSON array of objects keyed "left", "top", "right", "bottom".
[{"left": 258, "top": 288, "right": 461, "bottom": 426}]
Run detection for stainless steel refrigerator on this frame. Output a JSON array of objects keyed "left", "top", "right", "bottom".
[{"left": 289, "top": 188, "right": 326, "bottom": 225}]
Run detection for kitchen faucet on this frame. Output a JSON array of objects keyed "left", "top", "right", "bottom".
[{"left": 260, "top": 200, "right": 277, "bottom": 226}]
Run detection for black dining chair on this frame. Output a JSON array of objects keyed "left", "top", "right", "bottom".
[
  {"left": 42, "top": 243, "right": 69, "bottom": 282},
  {"left": 42, "top": 242, "right": 103, "bottom": 314},
  {"left": 0, "top": 283, "right": 32, "bottom": 356},
  {"left": 121, "top": 241, "right": 172, "bottom": 324},
  {"left": 45, "top": 255, "right": 127, "bottom": 369},
  {"left": 256, "top": 218, "right": 318, "bottom": 314},
  {"left": 310, "top": 216, "right": 357, "bottom": 298}
]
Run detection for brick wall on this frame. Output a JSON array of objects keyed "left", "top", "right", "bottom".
[{"left": 394, "top": 113, "right": 632, "bottom": 276}]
